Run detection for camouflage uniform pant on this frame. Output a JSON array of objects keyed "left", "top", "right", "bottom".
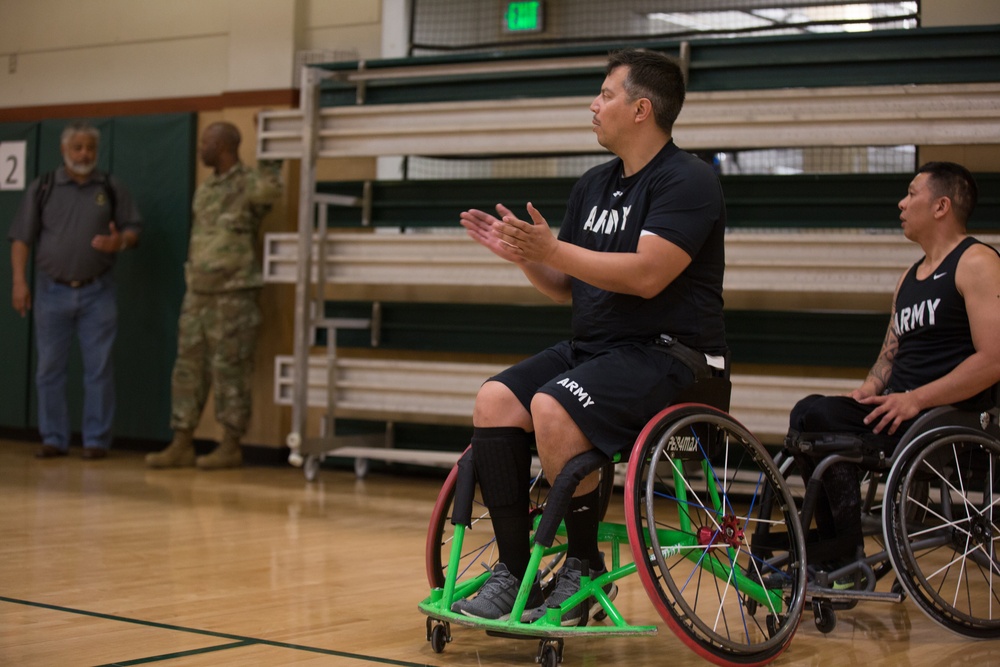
[{"left": 170, "top": 289, "right": 261, "bottom": 435}]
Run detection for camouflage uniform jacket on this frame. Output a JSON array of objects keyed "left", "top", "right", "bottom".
[{"left": 186, "top": 160, "right": 282, "bottom": 293}]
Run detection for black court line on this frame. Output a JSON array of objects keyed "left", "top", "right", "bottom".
[
  {"left": 1, "top": 596, "right": 436, "bottom": 667},
  {"left": 96, "top": 641, "right": 256, "bottom": 666}
]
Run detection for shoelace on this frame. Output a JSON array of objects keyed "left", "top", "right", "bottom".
[
  {"left": 546, "top": 567, "right": 583, "bottom": 606},
  {"left": 476, "top": 563, "right": 514, "bottom": 594}
]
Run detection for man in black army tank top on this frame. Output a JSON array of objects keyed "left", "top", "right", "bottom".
[{"left": 787, "top": 161, "right": 1000, "bottom": 565}]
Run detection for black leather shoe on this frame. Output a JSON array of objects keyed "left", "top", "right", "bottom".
[
  {"left": 36, "top": 445, "right": 68, "bottom": 458},
  {"left": 82, "top": 448, "right": 108, "bottom": 460}
]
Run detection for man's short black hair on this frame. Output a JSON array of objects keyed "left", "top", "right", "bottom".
[
  {"left": 917, "top": 161, "right": 978, "bottom": 224},
  {"left": 606, "top": 49, "right": 686, "bottom": 134}
]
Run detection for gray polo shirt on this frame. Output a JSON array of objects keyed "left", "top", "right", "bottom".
[{"left": 8, "top": 167, "right": 142, "bottom": 283}]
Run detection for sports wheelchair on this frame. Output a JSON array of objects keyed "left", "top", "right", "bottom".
[
  {"left": 760, "top": 389, "right": 1000, "bottom": 638},
  {"left": 419, "top": 375, "right": 812, "bottom": 667}
]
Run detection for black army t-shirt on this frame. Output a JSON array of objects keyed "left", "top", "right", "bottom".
[{"left": 558, "top": 141, "right": 727, "bottom": 354}]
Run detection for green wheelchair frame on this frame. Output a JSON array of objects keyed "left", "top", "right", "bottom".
[{"left": 419, "top": 389, "right": 809, "bottom": 667}]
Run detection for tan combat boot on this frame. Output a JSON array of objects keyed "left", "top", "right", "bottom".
[
  {"left": 145, "top": 430, "right": 196, "bottom": 468},
  {"left": 196, "top": 428, "right": 243, "bottom": 470}
]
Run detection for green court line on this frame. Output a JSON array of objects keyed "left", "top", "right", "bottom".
[{"left": 1, "top": 596, "right": 435, "bottom": 667}]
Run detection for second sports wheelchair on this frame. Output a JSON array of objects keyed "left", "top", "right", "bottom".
[
  {"left": 418, "top": 376, "right": 1000, "bottom": 666},
  {"left": 762, "top": 388, "right": 1000, "bottom": 637}
]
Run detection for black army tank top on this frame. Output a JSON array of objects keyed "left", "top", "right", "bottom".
[{"left": 889, "top": 236, "right": 996, "bottom": 410}]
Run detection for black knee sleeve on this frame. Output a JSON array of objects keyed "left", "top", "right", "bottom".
[{"left": 471, "top": 426, "right": 532, "bottom": 514}]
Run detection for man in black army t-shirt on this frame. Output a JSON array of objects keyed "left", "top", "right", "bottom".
[{"left": 452, "top": 48, "right": 728, "bottom": 624}]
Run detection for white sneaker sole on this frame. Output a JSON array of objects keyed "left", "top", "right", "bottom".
[{"left": 557, "top": 582, "right": 619, "bottom": 627}]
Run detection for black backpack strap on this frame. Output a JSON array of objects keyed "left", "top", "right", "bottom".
[
  {"left": 34, "top": 170, "right": 55, "bottom": 220},
  {"left": 99, "top": 171, "right": 118, "bottom": 222}
]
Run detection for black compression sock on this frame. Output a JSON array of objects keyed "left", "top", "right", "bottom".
[{"left": 471, "top": 426, "right": 534, "bottom": 581}]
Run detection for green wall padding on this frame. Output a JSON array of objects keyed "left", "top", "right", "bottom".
[
  {"left": 324, "top": 301, "right": 887, "bottom": 369},
  {"left": 108, "top": 114, "right": 195, "bottom": 441},
  {"left": 318, "top": 174, "right": 1000, "bottom": 232},
  {"left": 0, "top": 123, "right": 40, "bottom": 429}
]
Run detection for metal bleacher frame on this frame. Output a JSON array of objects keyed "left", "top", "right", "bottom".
[{"left": 258, "top": 27, "right": 1000, "bottom": 480}]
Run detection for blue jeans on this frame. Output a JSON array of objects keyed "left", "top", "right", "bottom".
[{"left": 33, "top": 272, "right": 117, "bottom": 451}]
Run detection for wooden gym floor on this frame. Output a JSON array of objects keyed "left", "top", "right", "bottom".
[{"left": 2, "top": 437, "right": 1000, "bottom": 666}]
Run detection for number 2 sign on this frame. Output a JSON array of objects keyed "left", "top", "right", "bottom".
[{"left": 1, "top": 141, "right": 27, "bottom": 191}]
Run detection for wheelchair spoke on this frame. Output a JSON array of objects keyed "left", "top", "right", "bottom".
[
  {"left": 904, "top": 495, "right": 973, "bottom": 541},
  {"left": 666, "top": 545, "right": 770, "bottom": 646},
  {"left": 885, "top": 429, "right": 1000, "bottom": 638},
  {"left": 627, "top": 405, "right": 807, "bottom": 663}
]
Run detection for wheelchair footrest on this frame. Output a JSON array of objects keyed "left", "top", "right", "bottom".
[
  {"left": 418, "top": 601, "right": 658, "bottom": 639},
  {"left": 805, "top": 586, "right": 903, "bottom": 604}
]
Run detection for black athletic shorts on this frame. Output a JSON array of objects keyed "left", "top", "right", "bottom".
[{"left": 490, "top": 340, "right": 695, "bottom": 457}]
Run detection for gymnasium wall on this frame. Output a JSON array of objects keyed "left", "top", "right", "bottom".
[
  {"left": 0, "top": 0, "right": 384, "bottom": 108},
  {"left": 1, "top": 0, "right": 998, "bottom": 449},
  {"left": 0, "top": 1, "right": 388, "bottom": 448}
]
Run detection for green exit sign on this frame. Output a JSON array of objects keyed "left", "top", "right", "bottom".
[{"left": 504, "top": 1, "right": 544, "bottom": 33}]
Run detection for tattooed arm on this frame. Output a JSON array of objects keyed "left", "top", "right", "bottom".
[{"left": 846, "top": 277, "right": 902, "bottom": 401}]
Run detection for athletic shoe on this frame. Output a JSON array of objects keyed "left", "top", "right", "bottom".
[
  {"left": 451, "top": 562, "right": 543, "bottom": 621},
  {"left": 526, "top": 556, "right": 618, "bottom": 626},
  {"left": 832, "top": 570, "right": 869, "bottom": 590},
  {"left": 819, "top": 556, "right": 868, "bottom": 590}
]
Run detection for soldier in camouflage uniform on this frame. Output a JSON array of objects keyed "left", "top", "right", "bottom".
[{"left": 147, "top": 121, "right": 282, "bottom": 469}]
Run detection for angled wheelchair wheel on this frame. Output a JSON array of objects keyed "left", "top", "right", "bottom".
[
  {"left": 625, "top": 404, "right": 807, "bottom": 666},
  {"left": 883, "top": 427, "right": 1000, "bottom": 638},
  {"left": 426, "top": 446, "right": 615, "bottom": 590}
]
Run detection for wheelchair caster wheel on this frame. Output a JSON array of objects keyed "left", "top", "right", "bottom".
[
  {"left": 536, "top": 638, "right": 563, "bottom": 666},
  {"left": 430, "top": 623, "right": 449, "bottom": 653},
  {"left": 813, "top": 600, "right": 837, "bottom": 634},
  {"left": 426, "top": 618, "right": 450, "bottom": 653}
]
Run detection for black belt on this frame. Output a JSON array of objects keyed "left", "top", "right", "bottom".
[
  {"left": 651, "top": 334, "right": 719, "bottom": 381},
  {"left": 53, "top": 272, "right": 104, "bottom": 288}
]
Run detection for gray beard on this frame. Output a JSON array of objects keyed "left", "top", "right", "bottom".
[{"left": 64, "top": 157, "right": 96, "bottom": 176}]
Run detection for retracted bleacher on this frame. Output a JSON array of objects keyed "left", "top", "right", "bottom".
[{"left": 258, "top": 25, "right": 1000, "bottom": 478}]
